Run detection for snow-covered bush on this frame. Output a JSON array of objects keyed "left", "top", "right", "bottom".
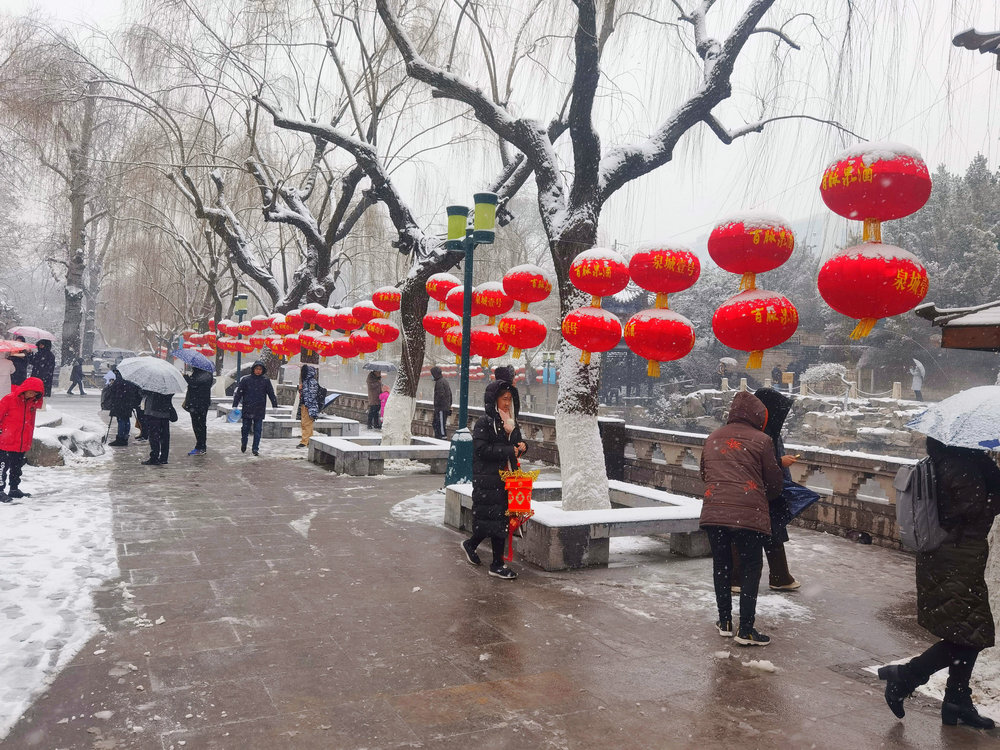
[{"left": 799, "top": 363, "right": 848, "bottom": 396}]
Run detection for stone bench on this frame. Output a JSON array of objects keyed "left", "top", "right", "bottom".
[
  {"left": 445, "top": 480, "right": 706, "bottom": 571},
  {"left": 260, "top": 415, "right": 360, "bottom": 439},
  {"left": 308, "top": 435, "right": 450, "bottom": 476}
]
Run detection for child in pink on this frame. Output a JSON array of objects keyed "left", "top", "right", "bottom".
[{"left": 379, "top": 385, "right": 390, "bottom": 423}]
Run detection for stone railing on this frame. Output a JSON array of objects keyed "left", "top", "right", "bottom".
[{"left": 329, "top": 390, "right": 913, "bottom": 549}]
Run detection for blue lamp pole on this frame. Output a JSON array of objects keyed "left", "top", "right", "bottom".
[{"left": 444, "top": 192, "right": 498, "bottom": 486}]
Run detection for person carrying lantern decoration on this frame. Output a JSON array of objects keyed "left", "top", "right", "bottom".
[
  {"left": 699, "top": 391, "right": 785, "bottom": 646},
  {"left": 460, "top": 379, "right": 526, "bottom": 580},
  {"left": 232, "top": 361, "right": 277, "bottom": 456}
]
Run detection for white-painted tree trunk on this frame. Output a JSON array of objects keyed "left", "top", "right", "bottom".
[{"left": 381, "top": 392, "right": 414, "bottom": 446}]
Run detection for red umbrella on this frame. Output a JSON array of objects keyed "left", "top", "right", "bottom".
[{"left": 0, "top": 339, "right": 37, "bottom": 353}]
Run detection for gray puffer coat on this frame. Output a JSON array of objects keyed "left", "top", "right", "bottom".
[{"left": 916, "top": 438, "right": 1000, "bottom": 649}]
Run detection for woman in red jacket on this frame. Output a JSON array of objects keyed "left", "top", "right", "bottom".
[{"left": 0, "top": 376, "right": 44, "bottom": 502}]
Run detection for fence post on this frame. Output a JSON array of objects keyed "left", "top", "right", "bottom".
[{"left": 891, "top": 381, "right": 902, "bottom": 399}]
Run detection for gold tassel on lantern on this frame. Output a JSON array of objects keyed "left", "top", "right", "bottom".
[
  {"left": 738, "top": 272, "right": 757, "bottom": 292},
  {"left": 647, "top": 360, "right": 660, "bottom": 377},
  {"left": 655, "top": 294, "right": 669, "bottom": 309},
  {"left": 849, "top": 317, "right": 877, "bottom": 339},
  {"left": 862, "top": 218, "right": 882, "bottom": 243},
  {"left": 746, "top": 350, "right": 763, "bottom": 369},
  {"left": 580, "top": 350, "right": 591, "bottom": 365}
]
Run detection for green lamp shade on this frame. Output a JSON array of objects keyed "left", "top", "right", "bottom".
[
  {"left": 446, "top": 205, "right": 470, "bottom": 250},
  {"left": 473, "top": 192, "right": 497, "bottom": 244}
]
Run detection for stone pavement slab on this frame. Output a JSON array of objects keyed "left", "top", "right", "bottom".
[{"left": 3, "top": 396, "right": 998, "bottom": 748}]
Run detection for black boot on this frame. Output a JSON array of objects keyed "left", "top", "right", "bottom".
[
  {"left": 942, "top": 686, "right": 995, "bottom": 729},
  {"left": 877, "top": 663, "right": 920, "bottom": 718}
]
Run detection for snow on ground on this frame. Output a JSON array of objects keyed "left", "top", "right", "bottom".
[
  {"left": 0, "top": 432, "right": 117, "bottom": 739},
  {"left": 390, "top": 490, "right": 446, "bottom": 525}
]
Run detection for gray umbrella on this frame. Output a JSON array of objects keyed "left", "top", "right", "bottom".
[
  {"left": 907, "top": 385, "right": 1000, "bottom": 450},
  {"left": 116, "top": 356, "right": 187, "bottom": 395},
  {"left": 362, "top": 361, "right": 398, "bottom": 372}
]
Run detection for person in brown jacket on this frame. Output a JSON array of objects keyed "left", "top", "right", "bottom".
[{"left": 700, "top": 391, "right": 784, "bottom": 646}]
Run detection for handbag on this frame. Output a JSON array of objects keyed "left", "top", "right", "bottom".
[
  {"left": 770, "top": 478, "right": 821, "bottom": 532},
  {"left": 168, "top": 405, "right": 179, "bottom": 423}
]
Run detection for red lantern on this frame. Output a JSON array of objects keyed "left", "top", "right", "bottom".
[
  {"left": 181, "top": 328, "right": 197, "bottom": 342},
  {"left": 372, "top": 286, "right": 402, "bottom": 314},
  {"left": 236, "top": 321, "right": 253, "bottom": 337},
  {"left": 198, "top": 345, "right": 215, "bottom": 357},
  {"left": 333, "top": 307, "right": 359, "bottom": 332},
  {"left": 353, "top": 301, "right": 381, "bottom": 326},
  {"left": 503, "top": 264, "right": 553, "bottom": 312},
  {"left": 497, "top": 312, "right": 547, "bottom": 358},
  {"left": 712, "top": 290, "right": 799, "bottom": 369},
  {"left": 282, "top": 334, "right": 302, "bottom": 356},
  {"left": 239, "top": 339, "right": 256, "bottom": 355},
  {"left": 426, "top": 273, "right": 461, "bottom": 311},
  {"left": 472, "top": 282, "right": 513, "bottom": 324},
  {"left": 707, "top": 214, "right": 794, "bottom": 291},
  {"left": 300, "top": 303, "right": 323, "bottom": 326},
  {"left": 266, "top": 335, "right": 284, "bottom": 355},
  {"left": 445, "top": 287, "right": 467, "bottom": 317},
  {"left": 628, "top": 244, "right": 701, "bottom": 308},
  {"left": 561, "top": 307, "right": 622, "bottom": 364},
  {"left": 284, "top": 309, "right": 304, "bottom": 332},
  {"left": 349, "top": 330, "right": 378, "bottom": 359},
  {"left": 216, "top": 336, "right": 235, "bottom": 352},
  {"left": 470, "top": 324, "right": 509, "bottom": 367},
  {"left": 315, "top": 307, "right": 336, "bottom": 331},
  {"left": 187, "top": 332, "right": 203, "bottom": 347},
  {"left": 821, "top": 142, "right": 931, "bottom": 240},
  {"left": 299, "top": 329, "right": 321, "bottom": 352},
  {"left": 249, "top": 333, "right": 266, "bottom": 350},
  {"left": 442, "top": 325, "right": 463, "bottom": 364},
  {"left": 365, "top": 318, "right": 401, "bottom": 347},
  {"left": 204, "top": 331, "right": 217, "bottom": 346},
  {"left": 270, "top": 314, "right": 291, "bottom": 335},
  {"left": 423, "top": 310, "right": 461, "bottom": 344},
  {"left": 568, "top": 248, "right": 629, "bottom": 307},
  {"left": 314, "top": 335, "right": 335, "bottom": 359},
  {"left": 817, "top": 243, "right": 928, "bottom": 339},
  {"left": 624, "top": 309, "right": 696, "bottom": 377},
  {"left": 217, "top": 319, "right": 235, "bottom": 336},
  {"left": 207, "top": 318, "right": 217, "bottom": 333},
  {"left": 250, "top": 315, "right": 270, "bottom": 332}
]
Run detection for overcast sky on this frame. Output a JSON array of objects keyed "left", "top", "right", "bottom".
[{"left": 7, "top": 0, "right": 1000, "bottom": 258}]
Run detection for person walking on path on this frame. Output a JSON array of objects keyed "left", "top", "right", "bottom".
[
  {"left": 140, "top": 389, "right": 176, "bottom": 465},
  {"left": 183, "top": 367, "right": 214, "bottom": 455},
  {"left": 729, "top": 387, "right": 801, "bottom": 592},
  {"left": 700, "top": 390, "right": 784, "bottom": 646},
  {"left": 876, "top": 437, "right": 1000, "bottom": 729},
  {"left": 9, "top": 336, "right": 31, "bottom": 388},
  {"left": 233, "top": 360, "right": 277, "bottom": 456},
  {"left": 909, "top": 359, "right": 925, "bottom": 401},
  {"left": 66, "top": 357, "right": 86, "bottom": 395},
  {"left": 460, "top": 379, "right": 527, "bottom": 580},
  {"left": 0, "top": 376, "right": 44, "bottom": 502},
  {"left": 366, "top": 370, "right": 382, "bottom": 429},
  {"left": 431, "top": 366, "right": 452, "bottom": 440},
  {"left": 31, "top": 340, "right": 56, "bottom": 398},
  {"left": 297, "top": 364, "right": 320, "bottom": 448},
  {"left": 102, "top": 370, "right": 142, "bottom": 447},
  {"left": 0, "top": 354, "right": 14, "bottom": 397}
]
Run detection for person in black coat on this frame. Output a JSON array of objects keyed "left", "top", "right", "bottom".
[
  {"left": 184, "top": 367, "right": 215, "bottom": 455},
  {"left": 877, "top": 438, "right": 1000, "bottom": 729},
  {"left": 67, "top": 357, "right": 86, "bottom": 395},
  {"left": 232, "top": 360, "right": 277, "bottom": 456},
  {"left": 140, "top": 390, "right": 175, "bottom": 465},
  {"left": 31, "top": 339, "right": 56, "bottom": 397},
  {"left": 460, "top": 379, "right": 527, "bottom": 580},
  {"left": 430, "top": 366, "right": 452, "bottom": 440},
  {"left": 9, "top": 336, "right": 31, "bottom": 387},
  {"left": 102, "top": 371, "right": 142, "bottom": 446}
]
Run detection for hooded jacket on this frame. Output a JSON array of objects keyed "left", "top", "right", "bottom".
[
  {"left": 431, "top": 367, "right": 452, "bottom": 413},
  {"left": 699, "top": 391, "right": 784, "bottom": 535},
  {"left": 0, "top": 376, "right": 45, "bottom": 452},
  {"left": 233, "top": 361, "right": 277, "bottom": 420},
  {"left": 754, "top": 387, "right": 794, "bottom": 481},
  {"left": 183, "top": 368, "right": 215, "bottom": 412},
  {"left": 915, "top": 437, "right": 1000, "bottom": 649},
  {"left": 492, "top": 365, "right": 520, "bottom": 414},
  {"left": 366, "top": 370, "right": 382, "bottom": 406},
  {"left": 102, "top": 373, "right": 143, "bottom": 419},
  {"left": 300, "top": 365, "right": 320, "bottom": 419},
  {"left": 31, "top": 340, "right": 56, "bottom": 392},
  {"left": 471, "top": 379, "right": 526, "bottom": 536}
]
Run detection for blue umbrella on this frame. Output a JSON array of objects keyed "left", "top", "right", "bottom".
[{"left": 172, "top": 348, "right": 215, "bottom": 372}]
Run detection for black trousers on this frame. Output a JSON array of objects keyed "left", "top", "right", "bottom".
[
  {"left": 146, "top": 416, "right": 170, "bottom": 463},
  {"left": 241, "top": 417, "right": 263, "bottom": 451},
  {"left": 0, "top": 450, "right": 26, "bottom": 492},
  {"left": 67, "top": 378, "right": 86, "bottom": 394},
  {"left": 433, "top": 410, "right": 449, "bottom": 440},
  {"left": 367, "top": 404, "right": 381, "bottom": 429},
  {"left": 705, "top": 525, "right": 766, "bottom": 631},
  {"left": 190, "top": 408, "right": 208, "bottom": 450},
  {"left": 908, "top": 640, "right": 981, "bottom": 691},
  {"left": 467, "top": 530, "right": 506, "bottom": 568}
]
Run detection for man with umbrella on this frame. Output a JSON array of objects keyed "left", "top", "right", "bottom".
[
  {"left": 174, "top": 349, "right": 216, "bottom": 456},
  {"left": 115, "top": 357, "right": 187, "bottom": 466}
]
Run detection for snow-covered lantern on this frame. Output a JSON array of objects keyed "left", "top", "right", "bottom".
[
  {"left": 186, "top": 333, "right": 203, "bottom": 347},
  {"left": 445, "top": 287, "right": 468, "bottom": 317},
  {"left": 497, "top": 312, "right": 547, "bottom": 359},
  {"left": 817, "top": 244, "right": 928, "bottom": 339},
  {"left": 472, "top": 282, "right": 514, "bottom": 324},
  {"left": 265, "top": 335, "right": 284, "bottom": 356},
  {"left": 299, "top": 329, "right": 321, "bottom": 354},
  {"left": 561, "top": 307, "right": 622, "bottom": 365},
  {"left": 314, "top": 307, "right": 336, "bottom": 331},
  {"left": 470, "top": 324, "right": 509, "bottom": 367},
  {"left": 628, "top": 244, "right": 700, "bottom": 309},
  {"left": 334, "top": 307, "right": 360, "bottom": 333},
  {"left": 372, "top": 286, "right": 402, "bottom": 314},
  {"left": 712, "top": 290, "right": 799, "bottom": 370},
  {"left": 216, "top": 318, "right": 235, "bottom": 336},
  {"left": 423, "top": 310, "right": 461, "bottom": 345},
  {"left": 330, "top": 335, "right": 357, "bottom": 362},
  {"left": 300, "top": 303, "right": 324, "bottom": 327},
  {"left": 624, "top": 309, "right": 696, "bottom": 377},
  {"left": 426, "top": 273, "right": 461, "bottom": 311},
  {"left": 353, "top": 301, "right": 382, "bottom": 326},
  {"left": 349, "top": 330, "right": 377, "bottom": 359},
  {"left": 249, "top": 333, "right": 266, "bottom": 351},
  {"left": 197, "top": 345, "right": 215, "bottom": 357},
  {"left": 270, "top": 314, "right": 291, "bottom": 335},
  {"left": 820, "top": 142, "right": 931, "bottom": 242},
  {"left": 250, "top": 315, "right": 270, "bottom": 333},
  {"left": 284, "top": 309, "right": 304, "bottom": 333},
  {"left": 281, "top": 333, "right": 301, "bottom": 356},
  {"left": 236, "top": 321, "right": 253, "bottom": 337},
  {"left": 569, "top": 247, "right": 630, "bottom": 307},
  {"left": 502, "top": 264, "right": 553, "bottom": 312},
  {"left": 442, "top": 325, "right": 463, "bottom": 364},
  {"left": 181, "top": 328, "right": 197, "bottom": 343},
  {"left": 207, "top": 318, "right": 217, "bottom": 333},
  {"left": 364, "top": 318, "right": 401, "bottom": 349},
  {"left": 204, "top": 331, "right": 217, "bottom": 347},
  {"left": 707, "top": 214, "right": 794, "bottom": 291}
]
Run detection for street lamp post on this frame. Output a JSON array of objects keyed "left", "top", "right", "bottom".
[
  {"left": 234, "top": 293, "right": 249, "bottom": 379},
  {"left": 444, "top": 192, "right": 497, "bottom": 486}
]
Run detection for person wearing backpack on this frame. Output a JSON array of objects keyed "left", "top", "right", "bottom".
[{"left": 877, "top": 437, "right": 1000, "bottom": 729}]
